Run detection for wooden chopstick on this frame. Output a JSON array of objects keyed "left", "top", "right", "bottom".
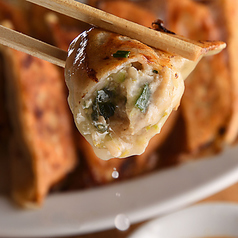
[
  {"left": 26, "top": 0, "right": 226, "bottom": 61},
  {"left": 0, "top": 1, "right": 226, "bottom": 67},
  {"left": 0, "top": 25, "right": 67, "bottom": 67}
]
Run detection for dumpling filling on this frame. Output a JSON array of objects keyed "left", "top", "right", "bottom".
[
  {"left": 65, "top": 28, "right": 199, "bottom": 160},
  {"left": 72, "top": 61, "right": 184, "bottom": 159}
]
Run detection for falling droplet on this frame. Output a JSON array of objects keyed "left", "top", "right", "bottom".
[
  {"left": 114, "top": 214, "right": 130, "bottom": 231},
  {"left": 116, "top": 192, "right": 121, "bottom": 197},
  {"left": 112, "top": 168, "right": 119, "bottom": 179}
]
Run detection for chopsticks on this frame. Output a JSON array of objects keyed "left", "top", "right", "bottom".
[
  {"left": 26, "top": 0, "right": 226, "bottom": 61},
  {"left": 0, "top": 25, "right": 67, "bottom": 68},
  {"left": 0, "top": 0, "right": 226, "bottom": 67}
]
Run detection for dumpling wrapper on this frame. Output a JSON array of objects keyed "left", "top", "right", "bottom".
[{"left": 65, "top": 27, "right": 218, "bottom": 160}]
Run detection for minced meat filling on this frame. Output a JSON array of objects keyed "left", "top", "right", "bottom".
[{"left": 87, "top": 78, "right": 129, "bottom": 136}]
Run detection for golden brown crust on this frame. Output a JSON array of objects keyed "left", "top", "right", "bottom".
[
  {"left": 220, "top": 0, "right": 238, "bottom": 143},
  {"left": 88, "top": 0, "right": 157, "bottom": 28},
  {"left": 166, "top": 0, "right": 220, "bottom": 40},
  {"left": 4, "top": 48, "right": 77, "bottom": 207},
  {"left": 67, "top": 27, "right": 167, "bottom": 83},
  {"left": 181, "top": 54, "right": 231, "bottom": 152},
  {"left": 0, "top": 0, "right": 28, "bottom": 33},
  {"left": 166, "top": 0, "right": 232, "bottom": 154}
]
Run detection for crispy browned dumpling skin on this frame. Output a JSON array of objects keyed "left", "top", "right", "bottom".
[
  {"left": 90, "top": 0, "right": 157, "bottom": 28},
  {"left": 4, "top": 48, "right": 77, "bottom": 207},
  {"left": 166, "top": 0, "right": 231, "bottom": 154},
  {"left": 220, "top": 0, "right": 238, "bottom": 144},
  {"left": 0, "top": 0, "right": 28, "bottom": 33}
]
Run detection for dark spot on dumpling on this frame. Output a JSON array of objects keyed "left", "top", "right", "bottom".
[
  {"left": 132, "top": 62, "right": 143, "bottom": 70},
  {"left": 87, "top": 68, "right": 98, "bottom": 82},
  {"left": 22, "top": 54, "right": 34, "bottom": 68},
  {"left": 34, "top": 107, "right": 43, "bottom": 119},
  {"left": 143, "top": 54, "right": 153, "bottom": 63}
]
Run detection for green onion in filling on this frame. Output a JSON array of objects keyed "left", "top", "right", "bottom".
[
  {"left": 135, "top": 84, "right": 151, "bottom": 113},
  {"left": 91, "top": 89, "right": 116, "bottom": 122},
  {"left": 114, "top": 71, "right": 126, "bottom": 83},
  {"left": 113, "top": 50, "right": 130, "bottom": 58}
]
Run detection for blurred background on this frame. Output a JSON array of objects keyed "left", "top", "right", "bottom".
[{"left": 1, "top": 0, "right": 238, "bottom": 237}]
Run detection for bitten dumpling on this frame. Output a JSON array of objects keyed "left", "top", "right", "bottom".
[{"left": 65, "top": 28, "right": 199, "bottom": 160}]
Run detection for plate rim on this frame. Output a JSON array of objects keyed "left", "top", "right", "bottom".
[
  {"left": 1, "top": 146, "right": 238, "bottom": 237},
  {"left": 128, "top": 202, "right": 238, "bottom": 238}
]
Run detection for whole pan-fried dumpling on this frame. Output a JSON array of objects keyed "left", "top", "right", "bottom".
[
  {"left": 4, "top": 48, "right": 77, "bottom": 207},
  {"left": 65, "top": 28, "right": 200, "bottom": 160}
]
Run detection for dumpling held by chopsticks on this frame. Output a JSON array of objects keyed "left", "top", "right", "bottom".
[{"left": 65, "top": 28, "right": 209, "bottom": 160}]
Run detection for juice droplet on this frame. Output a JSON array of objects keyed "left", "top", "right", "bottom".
[
  {"left": 112, "top": 168, "right": 119, "bottom": 179},
  {"left": 114, "top": 214, "right": 130, "bottom": 231}
]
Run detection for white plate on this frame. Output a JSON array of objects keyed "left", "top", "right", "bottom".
[
  {"left": 128, "top": 202, "right": 238, "bottom": 238},
  {"left": 1, "top": 146, "right": 238, "bottom": 237}
]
